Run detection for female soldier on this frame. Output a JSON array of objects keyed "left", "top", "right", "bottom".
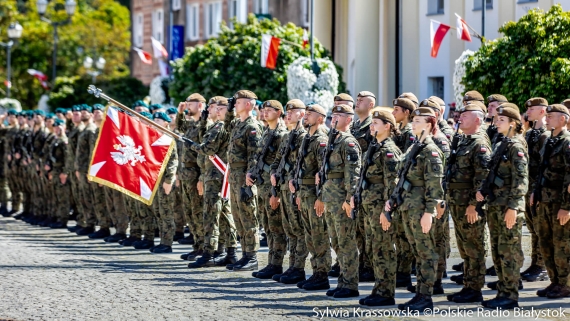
[
  {"left": 476, "top": 103, "right": 527, "bottom": 309},
  {"left": 352, "top": 110, "right": 402, "bottom": 306},
  {"left": 386, "top": 107, "right": 444, "bottom": 312}
]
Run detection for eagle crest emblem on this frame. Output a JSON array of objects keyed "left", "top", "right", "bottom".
[{"left": 111, "top": 135, "right": 146, "bottom": 166}]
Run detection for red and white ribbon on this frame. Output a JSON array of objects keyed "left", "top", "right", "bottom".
[{"left": 209, "top": 155, "right": 230, "bottom": 199}]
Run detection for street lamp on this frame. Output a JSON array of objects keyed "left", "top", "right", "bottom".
[
  {"left": 1, "top": 22, "right": 24, "bottom": 98},
  {"left": 84, "top": 56, "right": 105, "bottom": 83},
  {"left": 37, "top": 0, "right": 76, "bottom": 82}
]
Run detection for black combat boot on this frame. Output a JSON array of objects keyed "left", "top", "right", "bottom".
[
  {"left": 396, "top": 272, "right": 412, "bottom": 288},
  {"left": 39, "top": 217, "right": 55, "bottom": 227},
  {"left": 487, "top": 279, "right": 523, "bottom": 290},
  {"left": 406, "top": 294, "right": 433, "bottom": 312},
  {"left": 359, "top": 266, "right": 375, "bottom": 282},
  {"left": 227, "top": 249, "right": 247, "bottom": 270},
  {"left": 452, "top": 261, "right": 464, "bottom": 272},
  {"left": 256, "top": 265, "right": 283, "bottom": 279},
  {"left": 363, "top": 295, "right": 395, "bottom": 307},
  {"left": 49, "top": 221, "right": 68, "bottom": 229},
  {"left": 433, "top": 279, "right": 444, "bottom": 295},
  {"left": 76, "top": 226, "right": 95, "bottom": 236},
  {"left": 104, "top": 233, "right": 127, "bottom": 243},
  {"left": 88, "top": 228, "right": 111, "bottom": 239},
  {"left": 333, "top": 288, "right": 359, "bottom": 298},
  {"left": 214, "top": 247, "right": 237, "bottom": 266},
  {"left": 303, "top": 272, "right": 330, "bottom": 291},
  {"left": 213, "top": 245, "right": 227, "bottom": 262},
  {"left": 188, "top": 251, "right": 216, "bottom": 268},
  {"left": 252, "top": 264, "right": 271, "bottom": 278},
  {"left": 184, "top": 249, "right": 204, "bottom": 261},
  {"left": 297, "top": 272, "right": 317, "bottom": 289},
  {"left": 450, "top": 273, "right": 464, "bottom": 285},
  {"left": 481, "top": 297, "right": 519, "bottom": 309},
  {"left": 177, "top": 234, "right": 194, "bottom": 245},
  {"left": 520, "top": 265, "right": 549, "bottom": 282},
  {"left": 398, "top": 293, "right": 420, "bottom": 310},
  {"left": 280, "top": 267, "right": 305, "bottom": 284},
  {"left": 232, "top": 252, "right": 258, "bottom": 271},
  {"left": 486, "top": 266, "right": 497, "bottom": 276},
  {"left": 120, "top": 236, "right": 141, "bottom": 246},
  {"left": 151, "top": 244, "right": 172, "bottom": 253},
  {"left": 452, "top": 288, "right": 483, "bottom": 303},
  {"left": 173, "top": 231, "right": 184, "bottom": 242},
  {"left": 536, "top": 283, "right": 558, "bottom": 297},
  {"left": 0, "top": 205, "right": 9, "bottom": 216},
  {"left": 547, "top": 284, "right": 570, "bottom": 298},
  {"left": 272, "top": 266, "right": 293, "bottom": 282},
  {"left": 133, "top": 239, "right": 154, "bottom": 249},
  {"left": 68, "top": 225, "right": 82, "bottom": 232},
  {"left": 328, "top": 262, "right": 340, "bottom": 277}
]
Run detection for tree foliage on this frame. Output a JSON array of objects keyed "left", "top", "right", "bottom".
[
  {"left": 170, "top": 15, "right": 346, "bottom": 103},
  {"left": 463, "top": 4, "right": 570, "bottom": 109}
]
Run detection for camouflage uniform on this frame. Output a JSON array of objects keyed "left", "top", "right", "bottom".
[
  {"left": 438, "top": 119, "right": 454, "bottom": 139},
  {"left": 172, "top": 128, "right": 186, "bottom": 235},
  {"left": 0, "top": 126, "right": 8, "bottom": 209},
  {"left": 3, "top": 125, "right": 20, "bottom": 212},
  {"left": 31, "top": 126, "right": 51, "bottom": 217},
  {"left": 138, "top": 201, "right": 157, "bottom": 242},
  {"left": 151, "top": 144, "right": 178, "bottom": 246},
  {"left": 398, "top": 136, "right": 443, "bottom": 296},
  {"left": 126, "top": 197, "right": 142, "bottom": 239},
  {"left": 40, "top": 131, "right": 57, "bottom": 220},
  {"left": 47, "top": 134, "right": 70, "bottom": 224},
  {"left": 432, "top": 131, "right": 451, "bottom": 280},
  {"left": 395, "top": 122, "right": 414, "bottom": 153},
  {"left": 90, "top": 127, "right": 111, "bottom": 229},
  {"left": 321, "top": 130, "right": 361, "bottom": 291},
  {"left": 14, "top": 127, "right": 32, "bottom": 215},
  {"left": 104, "top": 188, "right": 128, "bottom": 234},
  {"left": 74, "top": 122, "right": 98, "bottom": 228},
  {"left": 65, "top": 120, "right": 85, "bottom": 224},
  {"left": 484, "top": 135, "right": 527, "bottom": 300},
  {"left": 446, "top": 133, "right": 491, "bottom": 291},
  {"left": 20, "top": 127, "right": 35, "bottom": 215}
]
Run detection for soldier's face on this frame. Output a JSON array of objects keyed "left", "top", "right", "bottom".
[
  {"left": 93, "top": 110, "right": 103, "bottom": 122},
  {"left": 264, "top": 108, "right": 281, "bottom": 122},
  {"left": 304, "top": 111, "right": 321, "bottom": 127},
  {"left": 80, "top": 111, "right": 92, "bottom": 121},
  {"left": 168, "top": 113, "right": 177, "bottom": 123},
  {"left": 287, "top": 109, "right": 304, "bottom": 124},
  {"left": 411, "top": 116, "right": 431, "bottom": 136},
  {"left": 526, "top": 106, "right": 545, "bottom": 121},
  {"left": 208, "top": 104, "right": 217, "bottom": 118},
  {"left": 370, "top": 119, "right": 389, "bottom": 136},
  {"left": 17, "top": 116, "right": 25, "bottom": 125},
  {"left": 392, "top": 106, "right": 408, "bottom": 123},
  {"left": 72, "top": 111, "right": 81, "bottom": 123},
  {"left": 495, "top": 116, "right": 515, "bottom": 135},
  {"left": 546, "top": 112, "right": 566, "bottom": 129},
  {"left": 154, "top": 118, "right": 167, "bottom": 127},
  {"left": 66, "top": 111, "right": 73, "bottom": 119},
  {"left": 355, "top": 97, "right": 374, "bottom": 114},
  {"left": 235, "top": 98, "right": 250, "bottom": 114},
  {"left": 46, "top": 119, "right": 54, "bottom": 129},
  {"left": 54, "top": 125, "right": 63, "bottom": 136},
  {"left": 459, "top": 111, "right": 476, "bottom": 132},
  {"left": 487, "top": 101, "right": 500, "bottom": 117},
  {"left": 216, "top": 105, "right": 228, "bottom": 120},
  {"left": 185, "top": 101, "right": 202, "bottom": 116},
  {"left": 8, "top": 115, "right": 16, "bottom": 125}
]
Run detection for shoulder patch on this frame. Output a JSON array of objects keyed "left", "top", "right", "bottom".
[
  {"left": 320, "top": 142, "right": 326, "bottom": 147},
  {"left": 386, "top": 152, "right": 394, "bottom": 158},
  {"left": 446, "top": 134, "right": 451, "bottom": 139},
  {"left": 348, "top": 142, "right": 355, "bottom": 147},
  {"left": 517, "top": 151, "right": 524, "bottom": 157},
  {"left": 431, "top": 151, "right": 439, "bottom": 157},
  {"left": 410, "top": 136, "right": 415, "bottom": 141},
  {"left": 441, "top": 140, "right": 447, "bottom": 145},
  {"left": 250, "top": 130, "right": 257, "bottom": 135},
  {"left": 480, "top": 147, "right": 487, "bottom": 153}
]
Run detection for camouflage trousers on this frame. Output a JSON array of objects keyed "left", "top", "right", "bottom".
[
  {"left": 19, "top": 165, "right": 33, "bottom": 214},
  {"left": 300, "top": 194, "right": 331, "bottom": 273},
  {"left": 137, "top": 201, "right": 157, "bottom": 241},
  {"left": 325, "top": 196, "right": 358, "bottom": 291},
  {"left": 258, "top": 184, "right": 286, "bottom": 266},
  {"left": 43, "top": 171, "right": 57, "bottom": 219},
  {"left": 50, "top": 172, "right": 70, "bottom": 223},
  {"left": 152, "top": 184, "right": 176, "bottom": 246},
  {"left": 536, "top": 202, "right": 570, "bottom": 287},
  {"left": 92, "top": 183, "right": 110, "bottom": 229},
  {"left": 181, "top": 173, "right": 204, "bottom": 250},
  {"left": 434, "top": 211, "right": 450, "bottom": 279},
  {"left": 31, "top": 169, "right": 48, "bottom": 216},
  {"left": 356, "top": 207, "right": 371, "bottom": 269},
  {"left": 203, "top": 179, "right": 237, "bottom": 253},
  {"left": 363, "top": 202, "right": 396, "bottom": 298},
  {"left": 401, "top": 208, "right": 439, "bottom": 296},
  {"left": 228, "top": 168, "right": 259, "bottom": 253},
  {"left": 487, "top": 205, "right": 523, "bottom": 300},
  {"left": 281, "top": 188, "right": 308, "bottom": 269},
  {"left": 449, "top": 204, "right": 487, "bottom": 291},
  {"left": 6, "top": 166, "right": 21, "bottom": 211},
  {"left": 525, "top": 194, "right": 544, "bottom": 267},
  {"left": 104, "top": 187, "right": 128, "bottom": 234},
  {"left": 69, "top": 173, "right": 83, "bottom": 225},
  {"left": 0, "top": 167, "right": 8, "bottom": 206},
  {"left": 77, "top": 173, "right": 96, "bottom": 227},
  {"left": 395, "top": 208, "right": 415, "bottom": 274},
  {"left": 173, "top": 181, "right": 185, "bottom": 233},
  {"left": 324, "top": 205, "right": 339, "bottom": 266},
  {"left": 126, "top": 197, "right": 142, "bottom": 239}
]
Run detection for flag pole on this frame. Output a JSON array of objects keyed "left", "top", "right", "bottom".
[{"left": 87, "top": 85, "right": 183, "bottom": 140}]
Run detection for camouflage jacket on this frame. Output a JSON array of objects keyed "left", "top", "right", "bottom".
[
  {"left": 320, "top": 130, "right": 361, "bottom": 203},
  {"left": 398, "top": 136, "right": 444, "bottom": 215},
  {"left": 270, "top": 126, "right": 307, "bottom": 191},
  {"left": 190, "top": 120, "right": 230, "bottom": 183},
  {"left": 177, "top": 115, "right": 203, "bottom": 165},
  {"left": 351, "top": 115, "right": 373, "bottom": 152},
  {"left": 446, "top": 133, "right": 491, "bottom": 206},
  {"left": 11, "top": 126, "right": 29, "bottom": 165},
  {"left": 64, "top": 122, "right": 85, "bottom": 174},
  {"left": 483, "top": 135, "right": 528, "bottom": 211},
  {"left": 250, "top": 122, "right": 287, "bottom": 189},
  {"left": 74, "top": 122, "right": 97, "bottom": 174},
  {"left": 395, "top": 122, "right": 414, "bottom": 153},
  {"left": 40, "top": 133, "right": 56, "bottom": 172},
  {"left": 21, "top": 128, "right": 34, "bottom": 161},
  {"left": 533, "top": 129, "right": 570, "bottom": 208},
  {"left": 525, "top": 126, "right": 548, "bottom": 185},
  {"left": 360, "top": 137, "right": 401, "bottom": 204},
  {"left": 161, "top": 143, "right": 178, "bottom": 185},
  {"left": 432, "top": 130, "right": 451, "bottom": 160},
  {"left": 197, "top": 119, "right": 213, "bottom": 182},
  {"left": 295, "top": 127, "right": 327, "bottom": 198},
  {"left": 1, "top": 125, "right": 19, "bottom": 164},
  {"left": 31, "top": 125, "right": 51, "bottom": 163},
  {"left": 47, "top": 135, "right": 69, "bottom": 174},
  {"left": 438, "top": 119, "right": 454, "bottom": 139},
  {"left": 224, "top": 112, "right": 264, "bottom": 172}
]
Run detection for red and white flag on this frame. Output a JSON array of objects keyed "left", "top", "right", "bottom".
[
  {"left": 261, "top": 34, "right": 280, "bottom": 69},
  {"left": 151, "top": 36, "right": 169, "bottom": 58},
  {"left": 302, "top": 29, "right": 309, "bottom": 49},
  {"left": 430, "top": 20, "right": 451, "bottom": 58},
  {"left": 133, "top": 47, "right": 152, "bottom": 65},
  {"left": 455, "top": 13, "right": 472, "bottom": 42},
  {"left": 88, "top": 106, "right": 176, "bottom": 205},
  {"left": 209, "top": 155, "right": 230, "bottom": 200},
  {"left": 27, "top": 69, "right": 49, "bottom": 89}
]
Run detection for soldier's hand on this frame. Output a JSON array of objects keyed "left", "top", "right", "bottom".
[
  {"left": 557, "top": 209, "right": 570, "bottom": 226},
  {"left": 465, "top": 205, "right": 478, "bottom": 224},
  {"left": 568, "top": 185, "right": 570, "bottom": 194},
  {"left": 35, "top": 164, "right": 39, "bottom": 171},
  {"left": 163, "top": 182, "right": 173, "bottom": 195},
  {"left": 315, "top": 173, "right": 320, "bottom": 185},
  {"left": 475, "top": 191, "right": 485, "bottom": 202},
  {"left": 384, "top": 200, "right": 391, "bottom": 212},
  {"left": 14, "top": 153, "right": 20, "bottom": 159},
  {"left": 197, "top": 181, "right": 204, "bottom": 196},
  {"left": 22, "top": 159, "right": 27, "bottom": 165},
  {"left": 296, "top": 197, "right": 301, "bottom": 211},
  {"left": 245, "top": 173, "right": 254, "bottom": 186},
  {"left": 436, "top": 200, "right": 445, "bottom": 219},
  {"left": 530, "top": 193, "right": 535, "bottom": 206},
  {"left": 314, "top": 199, "right": 324, "bottom": 217},
  {"left": 60, "top": 173, "right": 67, "bottom": 184},
  {"left": 48, "top": 173, "right": 53, "bottom": 181},
  {"left": 288, "top": 180, "right": 295, "bottom": 193},
  {"left": 44, "top": 164, "right": 50, "bottom": 172},
  {"left": 270, "top": 195, "right": 280, "bottom": 210},
  {"left": 270, "top": 174, "right": 277, "bottom": 187},
  {"left": 75, "top": 171, "right": 79, "bottom": 179},
  {"left": 342, "top": 201, "right": 351, "bottom": 218},
  {"left": 420, "top": 213, "right": 433, "bottom": 234},
  {"left": 178, "top": 102, "right": 186, "bottom": 114},
  {"left": 349, "top": 196, "right": 355, "bottom": 209},
  {"left": 175, "top": 179, "right": 180, "bottom": 187},
  {"left": 504, "top": 208, "right": 517, "bottom": 229},
  {"left": 380, "top": 213, "right": 391, "bottom": 231},
  {"left": 7, "top": 155, "right": 11, "bottom": 161}
]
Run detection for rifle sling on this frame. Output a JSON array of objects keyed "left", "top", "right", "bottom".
[
  {"left": 297, "top": 178, "right": 316, "bottom": 185},
  {"left": 327, "top": 172, "right": 344, "bottom": 179}
]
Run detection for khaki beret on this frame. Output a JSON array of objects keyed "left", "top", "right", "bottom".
[
  {"left": 462, "top": 100, "right": 487, "bottom": 113},
  {"left": 419, "top": 98, "right": 441, "bottom": 112},
  {"left": 234, "top": 90, "right": 258, "bottom": 100},
  {"left": 372, "top": 110, "right": 396, "bottom": 127},
  {"left": 393, "top": 98, "right": 417, "bottom": 112},
  {"left": 306, "top": 104, "right": 327, "bottom": 117},
  {"left": 412, "top": 107, "right": 436, "bottom": 117},
  {"left": 208, "top": 96, "right": 227, "bottom": 106},
  {"left": 429, "top": 96, "right": 445, "bottom": 107},
  {"left": 331, "top": 104, "right": 355, "bottom": 115},
  {"left": 525, "top": 97, "right": 548, "bottom": 108},
  {"left": 546, "top": 104, "right": 570, "bottom": 116},
  {"left": 285, "top": 99, "right": 306, "bottom": 111},
  {"left": 357, "top": 91, "right": 376, "bottom": 99},
  {"left": 487, "top": 94, "right": 508, "bottom": 103},
  {"left": 463, "top": 90, "right": 485, "bottom": 102},
  {"left": 398, "top": 92, "right": 419, "bottom": 105},
  {"left": 562, "top": 99, "right": 570, "bottom": 110},
  {"left": 186, "top": 93, "right": 206, "bottom": 103},
  {"left": 497, "top": 103, "right": 521, "bottom": 121},
  {"left": 334, "top": 93, "right": 354, "bottom": 103},
  {"left": 263, "top": 100, "right": 283, "bottom": 112}
]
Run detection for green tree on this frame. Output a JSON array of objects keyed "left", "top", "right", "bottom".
[
  {"left": 463, "top": 4, "right": 570, "bottom": 109},
  {"left": 170, "top": 15, "right": 346, "bottom": 103},
  {"left": 0, "top": 0, "right": 131, "bottom": 109}
]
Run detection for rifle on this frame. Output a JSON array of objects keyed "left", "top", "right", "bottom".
[
  {"left": 531, "top": 128, "right": 556, "bottom": 216},
  {"left": 441, "top": 121, "right": 462, "bottom": 207},
  {"left": 272, "top": 121, "right": 301, "bottom": 197},
  {"left": 351, "top": 132, "right": 379, "bottom": 220},
  {"left": 316, "top": 120, "right": 339, "bottom": 197},
  {"left": 475, "top": 126, "right": 513, "bottom": 217},
  {"left": 241, "top": 126, "right": 276, "bottom": 201},
  {"left": 385, "top": 129, "right": 426, "bottom": 222},
  {"left": 290, "top": 125, "right": 312, "bottom": 204}
]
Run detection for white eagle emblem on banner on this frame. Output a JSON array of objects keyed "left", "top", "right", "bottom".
[{"left": 111, "top": 135, "right": 146, "bottom": 166}]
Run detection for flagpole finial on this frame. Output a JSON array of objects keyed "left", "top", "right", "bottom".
[{"left": 87, "top": 85, "right": 103, "bottom": 99}]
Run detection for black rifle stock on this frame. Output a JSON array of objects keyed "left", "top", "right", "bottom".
[
  {"left": 316, "top": 121, "right": 338, "bottom": 197},
  {"left": 242, "top": 126, "right": 276, "bottom": 201},
  {"left": 441, "top": 122, "right": 462, "bottom": 207},
  {"left": 351, "top": 132, "right": 379, "bottom": 220},
  {"left": 531, "top": 128, "right": 555, "bottom": 216},
  {"left": 290, "top": 125, "right": 312, "bottom": 204},
  {"left": 272, "top": 121, "right": 301, "bottom": 197}
]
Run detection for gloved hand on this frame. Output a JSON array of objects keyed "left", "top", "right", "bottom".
[
  {"left": 228, "top": 97, "right": 236, "bottom": 113},
  {"left": 200, "top": 108, "right": 209, "bottom": 122},
  {"left": 182, "top": 137, "right": 197, "bottom": 149}
]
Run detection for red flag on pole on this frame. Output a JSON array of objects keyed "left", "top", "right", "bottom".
[
  {"left": 261, "top": 34, "right": 280, "bottom": 69},
  {"left": 430, "top": 20, "right": 451, "bottom": 58},
  {"left": 133, "top": 47, "right": 153, "bottom": 65},
  {"left": 151, "top": 36, "right": 169, "bottom": 58},
  {"left": 27, "top": 69, "right": 49, "bottom": 89},
  {"left": 302, "top": 29, "right": 309, "bottom": 49},
  {"left": 455, "top": 14, "right": 472, "bottom": 42},
  {"left": 88, "top": 106, "right": 175, "bottom": 205}
]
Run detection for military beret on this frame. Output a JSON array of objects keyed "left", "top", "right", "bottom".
[
  {"left": 562, "top": 99, "right": 570, "bottom": 110},
  {"left": 79, "top": 105, "right": 93, "bottom": 113},
  {"left": 186, "top": 93, "right": 206, "bottom": 103},
  {"left": 54, "top": 108, "right": 66, "bottom": 114},
  {"left": 132, "top": 100, "right": 149, "bottom": 108},
  {"left": 372, "top": 110, "right": 396, "bottom": 127},
  {"left": 392, "top": 98, "right": 416, "bottom": 112},
  {"left": 139, "top": 111, "right": 153, "bottom": 119},
  {"left": 525, "top": 97, "right": 548, "bottom": 108},
  {"left": 461, "top": 100, "right": 487, "bottom": 113},
  {"left": 285, "top": 99, "right": 306, "bottom": 111},
  {"left": 233, "top": 90, "right": 257, "bottom": 100},
  {"left": 17, "top": 111, "right": 25, "bottom": 117},
  {"left": 166, "top": 107, "right": 178, "bottom": 115},
  {"left": 546, "top": 104, "right": 570, "bottom": 116},
  {"left": 334, "top": 93, "right": 354, "bottom": 103},
  {"left": 306, "top": 104, "right": 327, "bottom": 117},
  {"left": 487, "top": 94, "right": 508, "bottom": 103},
  {"left": 429, "top": 96, "right": 445, "bottom": 107},
  {"left": 419, "top": 98, "right": 441, "bottom": 112},
  {"left": 92, "top": 104, "right": 105, "bottom": 111},
  {"left": 357, "top": 91, "right": 376, "bottom": 99},
  {"left": 412, "top": 107, "right": 436, "bottom": 118},
  {"left": 7, "top": 109, "right": 18, "bottom": 116},
  {"left": 214, "top": 96, "right": 229, "bottom": 106},
  {"left": 149, "top": 104, "right": 163, "bottom": 112},
  {"left": 26, "top": 111, "right": 34, "bottom": 119},
  {"left": 398, "top": 92, "right": 419, "bottom": 105},
  {"left": 153, "top": 111, "right": 172, "bottom": 123},
  {"left": 262, "top": 100, "right": 283, "bottom": 112},
  {"left": 497, "top": 103, "right": 521, "bottom": 121},
  {"left": 34, "top": 110, "right": 46, "bottom": 117},
  {"left": 463, "top": 90, "right": 485, "bottom": 102},
  {"left": 71, "top": 105, "right": 82, "bottom": 112},
  {"left": 54, "top": 118, "right": 65, "bottom": 126},
  {"left": 208, "top": 96, "right": 221, "bottom": 105},
  {"left": 331, "top": 104, "right": 355, "bottom": 115},
  {"left": 45, "top": 112, "right": 55, "bottom": 120}
]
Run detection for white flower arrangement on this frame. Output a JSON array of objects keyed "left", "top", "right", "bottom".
[
  {"left": 453, "top": 50, "right": 475, "bottom": 108},
  {"left": 287, "top": 57, "right": 339, "bottom": 113},
  {"left": 0, "top": 98, "right": 22, "bottom": 112},
  {"left": 150, "top": 76, "right": 167, "bottom": 105}
]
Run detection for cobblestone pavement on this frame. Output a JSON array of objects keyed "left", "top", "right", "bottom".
[{"left": 0, "top": 217, "right": 568, "bottom": 321}]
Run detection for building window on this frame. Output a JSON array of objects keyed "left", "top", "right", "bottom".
[
  {"left": 133, "top": 13, "right": 144, "bottom": 47},
  {"left": 186, "top": 4, "right": 199, "bottom": 41},
  {"left": 301, "top": 0, "right": 310, "bottom": 27},
  {"left": 228, "top": 0, "right": 247, "bottom": 29},
  {"left": 427, "top": 0, "right": 444, "bottom": 15},
  {"left": 172, "top": 0, "right": 181, "bottom": 11},
  {"left": 152, "top": 9, "right": 164, "bottom": 43},
  {"left": 517, "top": 0, "right": 538, "bottom": 3},
  {"left": 254, "top": 0, "right": 268, "bottom": 14},
  {"left": 204, "top": 1, "right": 222, "bottom": 39},
  {"left": 473, "top": 0, "right": 493, "bottom": 10},
  {"left": 428, "top": 77, "right": 444, "bottom": 100}
]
